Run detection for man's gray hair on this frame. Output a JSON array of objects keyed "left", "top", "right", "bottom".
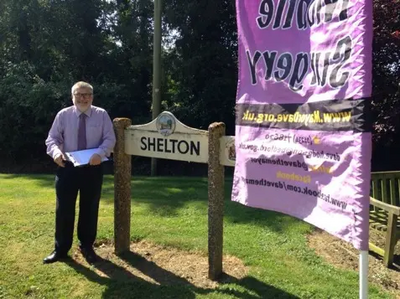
[{"left": 71, "top": 81, "right": 93, "bottom": 95}]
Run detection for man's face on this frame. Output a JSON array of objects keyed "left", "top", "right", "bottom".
[{"left": 72, "top": 87, "right": 93, "bottom": 112}]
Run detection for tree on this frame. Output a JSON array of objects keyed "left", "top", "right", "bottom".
[
  {"left": 0, "top": 0, "right": 399, "bottom": 173},
  {"left": 163, "top": 0, "right": 238, "bottom": 134},
  {"left": 0, "top": 0, "right": 154, "bottom": 167},
  {"left": 371, "top": 0, "right": 400, "bottom": 169}
]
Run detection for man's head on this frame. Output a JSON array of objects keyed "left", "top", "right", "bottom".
[{"left": 71, "top": 81, "right": 94, "bottom": 113}]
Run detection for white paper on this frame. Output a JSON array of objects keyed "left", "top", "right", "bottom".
[{"left": 65, "top": 148, "right": 108, "bottom": 167}]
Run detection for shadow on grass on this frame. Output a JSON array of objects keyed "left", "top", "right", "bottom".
[
  {"left": 62, "top": 250, "right": 299, "bottom": 299},
  {"left": 118, "top": 250, "right": 193, "bottom": 286},
  {"left": 0, "top": 173, "right": 56, "bottom": 189},
  {"left": 101, "top": 175, "right": 209, "bottom": 218},
  {"left": 63, "top": 254, "right": 195, "bottom": 299},
  {"left": 103, "top": 176, "right": 302, "bottom": 233},
  {"left": 0, "top": 173, "right": 303, "bottom": 233},
  {"left": 369, "top": 251, "right": 400, "bottom": 272},
  {"left": 394, "top": 255, "right": 400, "bottom": 271},
  {"left": 217, "top": 274, "right": 301, "bottom": 299}
]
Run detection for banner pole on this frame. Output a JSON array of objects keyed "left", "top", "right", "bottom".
[{"left": 360, "top": 251, "right": 368, "bottom": 299}]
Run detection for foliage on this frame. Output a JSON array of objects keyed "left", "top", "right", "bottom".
[
  {"left": 372, "top": 0, "right": 400, "bottom": 139},
  {"left": 0, "top": 0, "right": 399, "bottom": 170},
  {"left": 0, "top": 0, "right": 154, "bottom": 164},
  {"left": 162, "top": 0, "right": 238, "bottom": 133},
  {"left": 0, "top": 62, "right": 71, "bottom": 161},
  {"left": 370, "top": 0, "right": 400, "bottom": 169}
]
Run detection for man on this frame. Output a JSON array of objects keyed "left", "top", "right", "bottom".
[{"left": 44, "top": 81, "right": 116, "bottom": 264}]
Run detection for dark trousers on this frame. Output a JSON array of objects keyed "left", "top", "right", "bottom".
[{"left": 54, "top": 162, "right": 103, "bottom": 253}]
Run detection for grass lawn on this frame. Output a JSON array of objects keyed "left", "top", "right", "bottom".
[{"left": 0, "top": 173, "right": 395, "bottom": 299}]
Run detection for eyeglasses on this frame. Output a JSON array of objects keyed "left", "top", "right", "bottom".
[{"left": 74, "top": 93, "right": 93, "bottom": 98}]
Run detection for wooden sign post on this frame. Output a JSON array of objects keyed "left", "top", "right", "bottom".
[{"left": 113, "top": 111, "right": 236, "bottom": 280}]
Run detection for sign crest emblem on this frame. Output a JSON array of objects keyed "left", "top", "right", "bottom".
[
  {"left": 226, "top": 139, "right": 236, "bottom": 162},
  {"left": 156, "top": 112, "right": 176, "bottom": 136}
]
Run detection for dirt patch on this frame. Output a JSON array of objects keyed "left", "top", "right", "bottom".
[
  {"left": 70, "top": 240, "right": 248, "bottom": 289},
  {"left": 308, "top": 229, "right": 400, "bottom": 297},
  {"left": 68, "top": 234, "right": 399, "bottom": 295}
]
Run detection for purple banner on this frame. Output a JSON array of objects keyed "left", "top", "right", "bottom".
[{"left": 232, "top": 0, "right": 373, "bottom": 250}]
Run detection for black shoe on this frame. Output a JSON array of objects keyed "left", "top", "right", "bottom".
[
  {"left": 43, "top": 250, "right": 68, "bottom": 264},
  {"left": 80, "top": 247, "right": 99, "bottom": 264}
]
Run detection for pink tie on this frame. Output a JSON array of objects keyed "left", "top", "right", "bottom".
[{"left": 78, "top": 114, "right": 87, "bottom": 150}]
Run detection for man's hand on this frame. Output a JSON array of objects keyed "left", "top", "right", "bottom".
[
  {"left": 54, "top": 153, "right": 66, "bottom": 167},
  {"left": 89, "top": 154, "right": 102, "bottom": 166}
]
